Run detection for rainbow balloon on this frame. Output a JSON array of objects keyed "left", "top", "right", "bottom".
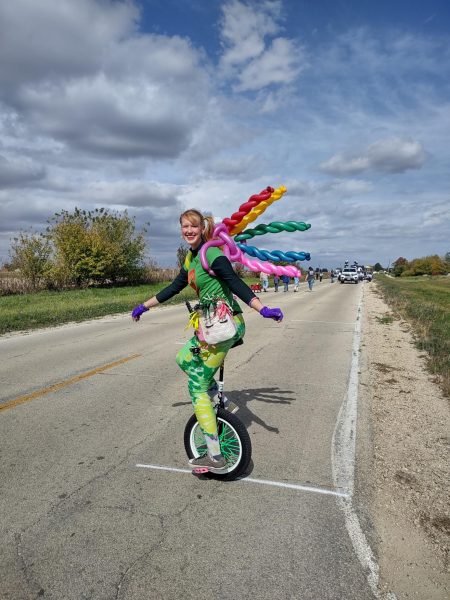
[
  {"left": 234, "top": 221, "right": 311, "bottom": 242},
  {"left": 237, "top": 244, "right": 311, "bottom": 263},
  {"left": 222, "top": 187, "right": 274, "bottom": 232},
  {"left": 200, "top": 186, "right": 312, "bottom": 278},
  {"left": 228, "top": 186, "right": 287, "bottom": 235}
]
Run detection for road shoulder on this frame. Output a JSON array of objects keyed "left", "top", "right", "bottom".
[{"left": 357, "top": 282, "right": 449, "bottom": 599}]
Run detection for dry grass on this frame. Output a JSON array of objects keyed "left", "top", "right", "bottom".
[{"left": 376, "top": 275, "right": 450, "bottom": 398}]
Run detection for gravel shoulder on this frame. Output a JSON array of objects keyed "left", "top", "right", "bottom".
[{"left": 358, "top": 282, "right": 449, "bottom": 599}]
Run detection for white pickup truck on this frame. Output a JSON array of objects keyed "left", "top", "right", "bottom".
[{"left": 340, "top": 268, "right": 359, "bottom": 284}]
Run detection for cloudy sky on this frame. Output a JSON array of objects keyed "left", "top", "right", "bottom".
[{"left": 1, "top": 0, "right": 449, "bottom": 269}]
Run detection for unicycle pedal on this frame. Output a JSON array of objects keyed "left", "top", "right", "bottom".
[{"left": 192, "top": 466, "right": 209, "bottom": 474}]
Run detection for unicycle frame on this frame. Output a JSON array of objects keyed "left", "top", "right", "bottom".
[
  {"left": 184, "top": 301, "right": 251, "bottom": 479},
  {"left": 216, "top": 363, "right": 225, "bottom": 408},
  {"left": 185, "top": 300, "right": 230, "bottom": 410}
]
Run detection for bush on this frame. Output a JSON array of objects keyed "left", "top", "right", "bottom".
[
  {"left": 9, "top": 232, "right": 51, "bottom": 290},
  {"left": 405, "top": 255, "right": 447, "bottom": 277},
  {"left": 393, "top": 255, "right": 447, "bottom": 277},
  {"left": 7, "top": 208, "right": 149, "bottom": 292},
  {"left": 46, "top": 208, "right": 147, "bottom": 286}
]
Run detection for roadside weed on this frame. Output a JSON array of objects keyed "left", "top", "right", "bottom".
[
  {"left": 376, "top": 275, "right": 450, "bottom": 398},
  {"left": 376, "top": 314, "right": 394, "bottom": 325}
]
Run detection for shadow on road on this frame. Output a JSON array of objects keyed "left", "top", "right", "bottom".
[
  {"left": 172, "top": 386, "right": 295, "bottom": 434},
  {"left": 227, "top": 386, "right": 295, "bottom": 433}
]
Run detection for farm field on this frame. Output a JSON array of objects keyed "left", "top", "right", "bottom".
[
  {"left": 0, "top": 276, "right": 260, "bottom": 335},
  {"left": 360, "top": 282, "right": 449, "bottom": 598},
  {"left": 0, "top": 283, "right": 195, "bottom": 335},
  {"left": 375, "top": 275, "right": 450, "bottom": 398}
]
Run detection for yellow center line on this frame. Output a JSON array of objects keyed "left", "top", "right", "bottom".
[{"left": 0, "top": 353, "right": 142, "bottom": 413}]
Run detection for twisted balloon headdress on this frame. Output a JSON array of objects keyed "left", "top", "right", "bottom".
[{"left": 200, "top": 186, "right": 311, "bottom": 278}]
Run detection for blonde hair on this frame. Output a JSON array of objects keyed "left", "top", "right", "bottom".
[{"left": 179, "top": 209, "right": 215, "bottom": 241}]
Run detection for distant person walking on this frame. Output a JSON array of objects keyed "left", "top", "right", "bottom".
[
  {"left": 260, "top": 271, "right": 269, "bottom": 292},
  {"left": 319, "top": 270, "right": 323, "bottom": 282},
  {"left": 281, "top": 274, "right": 290, "bottom": 292},
  {"left": 293, "top": 275, "right": 299, "bottom": 292},
  {"left": 273, "top": 274, "right": 279, "bottom": 292},
  {"left": 330, "top": 269, "right": 335, "bottom": 283},
  {"left": 306, "top": 267, "right": 315, "bottom": 291}
]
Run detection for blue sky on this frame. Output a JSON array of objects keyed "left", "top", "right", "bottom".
[{"left": 0, "top": 0, "right": 449, "bottom": 269}]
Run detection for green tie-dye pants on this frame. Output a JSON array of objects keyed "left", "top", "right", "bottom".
[{"left": 176, "top": 313, "right": 245, "bottom": 457}]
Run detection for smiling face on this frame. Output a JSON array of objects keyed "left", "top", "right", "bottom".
[{"left": 181, "top": 215, "right": 203, "bottom": 249}]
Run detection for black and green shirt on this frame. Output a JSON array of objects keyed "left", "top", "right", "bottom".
[{"left": 156, "top": 244, "right": 256, "bottom": 313}]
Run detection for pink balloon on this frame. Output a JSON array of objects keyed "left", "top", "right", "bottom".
[
  {"left": 200, "top": 232, "right": 223, "bottom": 276},
  {"left": 200, "top": 223, "right": 301, "bottom": 278},
  {"left": 237, "top": 251, "right": 301, "bottom": 277}
]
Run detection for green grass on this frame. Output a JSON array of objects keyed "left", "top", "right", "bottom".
[
  {"left": 0, "top": 283, "right": 199, "bottom": 335},
  {"left": 375, "top": 315, "right": 394, "bottom": 325},
  {"left": 0, "top": 276, "right": 262, "bottom": 335},
  {"left": 375, "top": 275, "right": 450, "bottom": 398}
]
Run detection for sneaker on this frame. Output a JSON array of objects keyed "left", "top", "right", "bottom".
[{"left": 189, "top": 454, "right": 227, "bottom": 472}]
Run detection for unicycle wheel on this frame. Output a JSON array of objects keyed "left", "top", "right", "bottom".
[{"left": 184, "top": 408, "right": 252, "bottom": 481}]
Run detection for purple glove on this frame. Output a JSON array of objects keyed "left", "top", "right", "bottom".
[
  {"left": 132, "top": 303, "right": 149, "bottom": 321},
  {"left": 260, "top": 306, "right": 284, "bottom": 322}
]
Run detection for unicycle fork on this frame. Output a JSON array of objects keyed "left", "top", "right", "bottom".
[{"left": 183, "top": 302, "right": 251, "bottom": 480}]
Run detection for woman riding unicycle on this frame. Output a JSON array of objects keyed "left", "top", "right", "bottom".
[{"left": 131, "top": 209, "right": 283, "bottom": 475}]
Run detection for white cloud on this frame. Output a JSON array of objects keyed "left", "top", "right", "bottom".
[
  {"left": 0, "top": 0, "right": 137, "bottom": 90},
  {"left": 82, "top": 180, "right": 182, "bottom": 209},
  {"left": 0, "top": 0, "right": 212, "bottom": 160},
  {"left": 235, "top": 38, "right": 303, "bottom": 92},
  {"left": 202, "top": 154, "right": 263, "bottom": 180},
  {"left": 220, "top": 0, "right": 281, "bottom": 68},
  {"left": 0, "top": 2, "right": 448, "bottom": 270},
  {"left": 18, "top": 74, "right": 196, "bottom": 159},
  {"left": 318, "top": 155, "right": 370, "bottom": 177},
  {"left": 366, "top": 138, "right": 427, "bottom": 173},
  {"left": 422, "top": 201, "right": 450, "bottom": 227},
  {"left": 0, "top": 155, "right": 46, "bottom": 188},
  {"left": 321, "top": 179, "right": 374, "bottom": 195},
  {"left": 319, "top": 137, "right": 427, "bottom": 176},
  {"left": 219, "top": 0, "right": 305, "bottom": 93}
]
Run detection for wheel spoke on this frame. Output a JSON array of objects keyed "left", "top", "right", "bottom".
[
  {"left": 190, "top": 416, "right": 243, "bottom": 471},
  {"left": 219, "top": 424, "right": 240, "bottom": 464}
]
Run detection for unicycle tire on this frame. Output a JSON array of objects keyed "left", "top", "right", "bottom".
[{"left": 184, "top": 408, "right": 252, "bottom": 481}]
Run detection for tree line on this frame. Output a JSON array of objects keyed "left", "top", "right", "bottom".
[
  {"left": 4, "top": 206, "right": 449, "bottom": 291},
  {"left": 7, "top": 208, "right": 148, "bottom": 290},
  {"left": 392, "top": 254, "right": 450, "bottom": 277}
]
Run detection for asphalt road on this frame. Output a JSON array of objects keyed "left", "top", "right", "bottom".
[{"left": 0, "top": 280, "right": 375, "bottom": 600}]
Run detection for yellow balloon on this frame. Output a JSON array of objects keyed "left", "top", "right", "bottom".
[{"left": 230, "top": 186, "right": 287, "bottom": 235}]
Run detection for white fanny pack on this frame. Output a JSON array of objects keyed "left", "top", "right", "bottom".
[{"left": 196, "top": 300, "right": 237, "bottom": 345}]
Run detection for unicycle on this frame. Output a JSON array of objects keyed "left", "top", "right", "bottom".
[{"left": 183, "top": 303, "right": 252, "bottom": 481}]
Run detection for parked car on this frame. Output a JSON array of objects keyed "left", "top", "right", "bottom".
[{"left": 340, "top": 268, "right": 359, "bottom": 284}]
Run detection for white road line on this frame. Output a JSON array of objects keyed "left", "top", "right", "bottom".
[
  {"left": 136, "top": 463, "right": 191, "bottom": 474},
  {"left": 135, "top": 463, "right": 349, "bottom": 498},
  {"left": 331, "top": 287, "right": 397, "bottom": 600},
  {"left": 244, "top": 476, "right": 348, "bottom": 497},
  {"left": 291, "top": 319, "right": 356, "bottom": 325}
]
